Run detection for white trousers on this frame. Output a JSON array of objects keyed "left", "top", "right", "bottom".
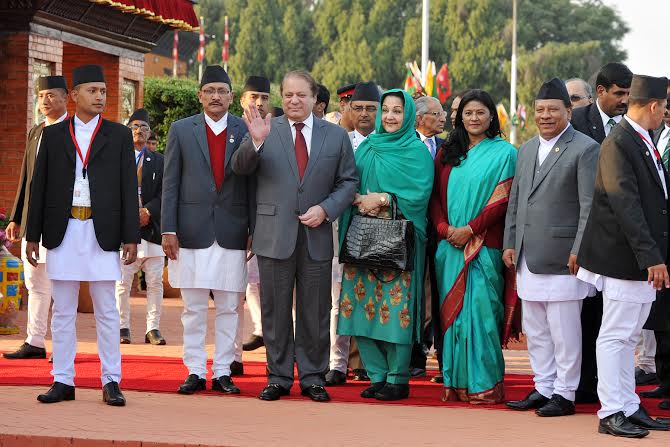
[
  {"left": 329, "top": 279, "right": 350, "bottom": 373},
  {"left": 181, "top": 288, "right": 241, "bottom": 378},
  {"left": 522, "top": 299, "right": 583, "bottom": 401},
  {"left": 115, "top": 256, "right": 164, "bottom": 333},
  {"left": 246, "top": 282, "right": 263, "bottom": 337},
  {"left": 51, "top": 280, "right": 120, "bottom": 386},
  {"left": 596, "top": 297, "right": 652, "bottom": 419},
  {"left": 635, "top": 329, "right": 657, "bottom": 374},
  {"left": 23, "top": 261, "right": 52, "bottom": 348}
]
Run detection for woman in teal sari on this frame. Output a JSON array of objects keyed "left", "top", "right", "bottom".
[
  {"left": 429, "top": 89, "right": 517, "bottom": 404},
  {"left": 338, "top": 89, "right": 434, "bottom": 401}
]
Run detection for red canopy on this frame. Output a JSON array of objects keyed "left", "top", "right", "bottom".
[{"left": 89, "top": 0, "right": 199, "bottom": 31}]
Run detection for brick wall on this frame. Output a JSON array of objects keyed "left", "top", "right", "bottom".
[{"left": 144, "top": 53, "right": 187, "bottom": 78}]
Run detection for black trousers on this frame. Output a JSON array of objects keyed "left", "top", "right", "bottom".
[
  {"left": 655, "top": 330, "right": 670, "bottom": 388},
  {"left": 577, "top": 291, "right": 603, "bottom": 396}
]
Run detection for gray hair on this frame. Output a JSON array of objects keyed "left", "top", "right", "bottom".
[
  {"left": 415, "top": 95, "right": 442, "bottom": 115},
  {"left": 565, "top": 77, "right": 593, "bottom": 98}
]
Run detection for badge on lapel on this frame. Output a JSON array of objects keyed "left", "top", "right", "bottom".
[
  {"left": 229, "top": 136, "right": 235, "bottom": 144},
  {"left": 146, "top": 157, "right": 151, "bottom": 162},
  {"left": 554, "top": 147, "right": 560, "bottom": 153}
]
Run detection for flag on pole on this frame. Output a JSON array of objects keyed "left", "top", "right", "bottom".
[
  {"left": 222, "top": 15, "right": 229, "bottom": 70},
  {"left": 517, "top": 104, "right": 527, "bottom": 129},
  {"left": 425, "top": 61, "right": 435, "bottom": 97},
  {"left": 496, "top": 103, "right": 509, "bottom": 129},
  {"left": 172, "top": 30, "right": 179, "bottom": 78},
  {"left": 436, "top": 64, "right": 451, "bottom": 103},
  {"left": 197, "top": 19, "right": 205, "bottom": 63}
]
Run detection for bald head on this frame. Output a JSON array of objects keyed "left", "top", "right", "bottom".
[{"left": 565, "top": 78, "right": 592, "bottom": 108}]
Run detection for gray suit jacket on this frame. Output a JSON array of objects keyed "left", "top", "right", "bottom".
[
  {"left": 231, "top": 114, "right": 358, "bottom": 261},
  {"left": 9, "top": 123, "right": 44, "bottom": 238},
  {"left": 503, "top": 126, "right": 599, "bottom": 274},
  {"left": 162, "top": 113, "right": 254, "bottom": 250}
]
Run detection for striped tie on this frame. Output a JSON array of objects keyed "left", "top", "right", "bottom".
[{"left": 663, "top": 138, "right": 670, "bottom": 170}]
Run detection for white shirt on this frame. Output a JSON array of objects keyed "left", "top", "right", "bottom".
[
  {"left": 287, "top": 113, "right": 314, "bottom": 155},
  {"left": 36, "top": 111, "right": 68, "bottom": 156},
  {"left": 204, "top": 112, "right": 228, "bottom": 136},
  {"left": 350, "top": 129, "right": 373, "bottom": 152},
  {"left": 596, "top": 99, "right": 622, "bottom": 137},
  {"left": 658, "top": 124, "right": 670, "bottom": 156},
  {"left": 417, "top": 130, "right": 437, "bottom": 158},
  {"left": 624, "top": 115, "right": 667, "bottom": 199},
  {"left": 73, "top": 114, "right": 100, "bottom": 169},
  {"left": 538, "top": 123, "right": 570, "bottom": 166}
]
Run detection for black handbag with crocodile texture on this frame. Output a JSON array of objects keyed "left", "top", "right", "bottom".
[{"left": 340, "top": 194, "right": 415, "bottom": 272}]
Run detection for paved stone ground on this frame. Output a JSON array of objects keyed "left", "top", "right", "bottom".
[{"left": 1, "top": 294, "right": 665, "bottom": 446}]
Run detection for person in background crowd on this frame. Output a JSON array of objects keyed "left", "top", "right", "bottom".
[
  {"left": 3, "top": 76, "right": 68, "bottom": 361},
  {"left": 448, "top": 91, "right": 468, "bottom": 129},
  {"left": 348, "top": 81, "right": 380, "bottom": 152},
  {"left": 114, "top": 108, "right": 166, "bottom": 346},
  {"left": 504, "top": 78, "right": 598, "bottom": 417},
  {"left": 146, "top": 132, "right": 158, "bottom": 152},
  {"left": 338, "top": 89, "right": 433, "bottom": 401},
  {"left": 27, "top": 64, "right": 138, "bottom": 406},
  {"left": 577, "top": 74, "right": 670, "bottom": 438},
  {"left": 162, "top": 65, "right": 253, "bottom": 396},
  {"left": 565, "top": 78, "right": 593, "bottom": 108},
  {"left": 431, "top": 89, "right": 517, "bottom": 404},
  {"left": 570, "top": 62, "right": 633, "bottom": 404},
  {"left": 325, "top": 83, "right": 355, "bottom": 131},
  {"left": 313, "top": 83, "right": 330, "bottom": 119},
  {"left": 415, "top": 95, "right": 446, "bottom": 159}
]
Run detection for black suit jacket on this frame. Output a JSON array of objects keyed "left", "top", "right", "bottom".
[
  {"left": 578, "top": 119, "right": 669, "bottom": 280},
  {"left": 138, "top": 150, "right": 164, "bottom": 246},
  {"left": 26, "top": 117, "right": 140, "bottom": 251},
  {"left": 571, "top": 103, "right": 607, "bottom": 144},
  {"left": 10, "top": 123, "right": 44, "bottom": 238}
]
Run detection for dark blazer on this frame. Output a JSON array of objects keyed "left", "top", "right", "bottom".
[
  {"left": 10, "top": 123, "right": 45, "bottom": 238},
  {"left": 231, "top": 114, "right": 358, "bottom": 261},
  {"left": 571, "top": 103, "right": 607, "bottom": 144},
  {"left": 161, "top": 113, "right": 254, "bottom": 250},
  {"left": 578, "top": 118, "right": 669, "bottom": 280},
  {"left": 138, "top": 150, "right": 164, "bottom": 246},
  {"left": 26, "top": 117, "right": 140, "bottom": 250}
]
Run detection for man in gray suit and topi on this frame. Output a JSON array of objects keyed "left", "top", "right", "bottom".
[{"left": 232, "top": 70, "right": 358, "bottom": 402}]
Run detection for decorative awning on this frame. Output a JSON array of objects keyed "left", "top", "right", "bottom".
[{"left": 89, "top": 0, "right": 199, "bottom": 31}]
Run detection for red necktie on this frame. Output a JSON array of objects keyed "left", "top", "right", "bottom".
[{"left": 294, "top": 122, "right": 308, "bottom": 179}]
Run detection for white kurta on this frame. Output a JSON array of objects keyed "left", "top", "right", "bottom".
[
  {"left": 46, "top": 114, "right": 121, "bottom": 281},
  {"left": 168, "top": 244, "right": 247, "bottom": 292},
  {"left": 517, "top": 255, "right": 593, "bottom": 301}
]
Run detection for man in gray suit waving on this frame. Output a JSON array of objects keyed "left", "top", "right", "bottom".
[
  {"left": 232, "top": 70, "right": 358, "bottom": 402},
  {"left": 504, "top": 78, "right": 599, "bottom": 417}
]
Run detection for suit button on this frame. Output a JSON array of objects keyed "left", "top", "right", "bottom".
[
  {"left": 663, "top": 210, "right": 667, "bottom": 215},
  {"left": 298, "top": 187, "right": 303, "bottom": 193},
  {"left": 664, "top": 232, "right": 668, "bottom": 237},
  {"left": 210, "top": 187, "right": 216, "bottom": 192}
]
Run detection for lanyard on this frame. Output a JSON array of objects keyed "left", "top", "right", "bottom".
[
  {"left": 69, "top": 116, "right": 102, "bottom": 179},
  {"left": 636, "top": 131, "right": 663, "bottom": 170}
]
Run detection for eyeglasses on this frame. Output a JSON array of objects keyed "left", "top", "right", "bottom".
[
  {"left": 425, "top": 110, "right": 447, "bottom": 117},
  {"left": 570, "top": 95, "right": 590, "bottom": 102},
  {"left": 130, "top": 124, "right": 150, "bottom": 131},
  {"left": 351, "top": 105, "right": 378, "bottom": 113},
  {"left": 202, "top": 88, "right": 231, "bottom": 96}
]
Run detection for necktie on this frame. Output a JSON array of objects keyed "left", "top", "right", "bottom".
[
  {"left": 606, "top": 118, "right": 616, "bottom": 135},
  {"left": 663, "top": 137, "right": 670, "bottom": 170},
  {"left": 136, "top": 152, "right": 144, "bottom": 206},
  {"left": 425, "top": 138, "right": 436, "bottom": 159},
  {"left": 294, "top": 122, "right": 308, "bottom": 179}
]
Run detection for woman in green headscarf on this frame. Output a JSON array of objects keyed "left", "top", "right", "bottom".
[{"left": 337, "top": 89, "right": 434, "bottom": 401}]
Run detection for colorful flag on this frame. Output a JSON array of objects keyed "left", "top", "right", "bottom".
[
  {"left": 425, "top": 61, "right": 435, "bottom": 97},
  {"left": 222, "top": 15, "right": 229, "bottom": 67},
  {"left": 517, "top": 104, "right": 527, "bottom": 129},
  {"left": 197, "top": 19, "right": 205, "bottom": 63},
  {"left": 435, "top": 63, "right": 451, "bottom": 103},
  {"left": 496, "top": 103, "right": 509, "bottom": 129},
  {"left": 404, "top": 68, "right": 417, "bottom": 95}
]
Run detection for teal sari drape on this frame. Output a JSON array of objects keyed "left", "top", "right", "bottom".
[{"left": 435, "top": 136, "right": 516, "bottom": 403}]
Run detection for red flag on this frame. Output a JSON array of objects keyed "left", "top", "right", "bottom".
[
  {"left": 197, "top": 22, "right": 205, "bottom": 63},
  {"left": 436, "top": 64, "right": 451, "bottom": 104},
  {"left": 222, "top": 16, "right": 229, "bottom": 64}
]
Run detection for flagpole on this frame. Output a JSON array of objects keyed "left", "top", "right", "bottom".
[
  {"left": 198, "top": 16, "right": 205, "bottom": 82},
  {"left": 223, "top": 15, "right": 229, "bottom": 72},
  {"left": 172, "top": 30, "right": 178, "bottom": 79},
  {"left": 509, "top": 0, "right": 518, "bottom": 145},
  {"left": 421, "top": 0, "right": 429, "bottom": 86}
]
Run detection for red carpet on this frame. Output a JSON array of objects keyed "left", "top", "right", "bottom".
[{"left": 1, "top": 353, "right": 669, "bottom": 415}]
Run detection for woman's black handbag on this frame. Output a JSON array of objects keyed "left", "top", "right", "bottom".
[{"left": 340, "top": 194, "right": 415, "bottom": 272}]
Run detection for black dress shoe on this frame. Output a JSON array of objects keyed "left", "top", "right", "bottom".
[
  {"left": 375, "top": 383, "right": 410, "bottom": 401},
  {"left": 660, "top": 400, "right": 670, "bottom": 410},
  {"left": 48, "top": 354, "right": 53, "bottom": 363},
  {"left": 259, "top": 383, "right": 290, "bottom": 401},
  {"left": 627, "top": 405, "right": 670, "bottom": 430},
  {"left": 145, "top": 329, "right": 166, "bottom": 345},
  {"left": 506, "top": 389, "right": 549, "bottom": 411},
  {"left": 409, "top": 367, "right": 427, "bottom": 378},
  {"left": 102, "top": 381, "right": 126, "bottom": 406},
  {"left": 430, "top": 374, "right": 444, "bottom": 384},
  {"left": 575, "top": 390, "right": 599, "bottom": 404},
  {"left": 230, "top": 361, "right": 244, "bottom": 376},
  {"left": 120, "top": 328, "right": 131, "bottom": 344},
  {"left": 178, "top": 374, "right": 206, "bottom": 395},
  {"left": 635, "top": 367, "right": 659, "bottom": 386},
  {"left": 351, "top": 368, "right": 370, "bottom": 381},
  {"left": 598, "top": 411, "right": 649, "bottom": 438},
  {"left": 212, "top": 376, "right": 240, "bottom": 394},
  {"left": 301, "top": 384, "right": 331, "bottom": 402},
  {"left": 37, "top": 382, "right": 75, "bottom": 403},
  {"left": 242, "top": 335, "right": 265, "bottom": 351},
  {"left": 3, "top": 342, "right": 47, "bottom": 359},
  {"left": 640, "top": 385, "right": 670, "bottom": 398},
  {"left": 535, "top": 394, "right": 576, "bottom": 417},
  {"left": 361, "top": 382, "right": 386, "bottom": 398},
  {"left": 325, "top": 369, "right": 347, "bottom": 386}
]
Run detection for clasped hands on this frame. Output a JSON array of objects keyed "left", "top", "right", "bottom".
[
  {"left": 353, "top": 193, "right": 387, "bottom": 217},
  {"left": 437, "top": 222, "right": 473, "bottom": 249}
]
